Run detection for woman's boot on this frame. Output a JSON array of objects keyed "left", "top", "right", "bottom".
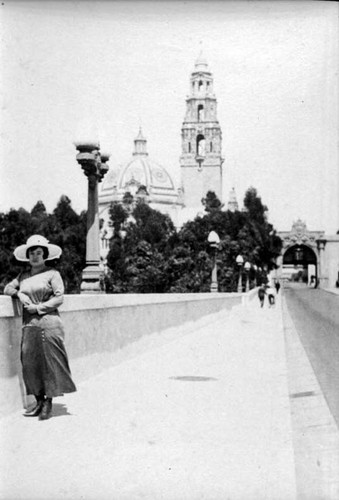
[
  {"left": 39, "top": 397, "right": 52, "bottom": 420},
  {"left": 24, "top": 394, "right": 44, "bottom": 417}
]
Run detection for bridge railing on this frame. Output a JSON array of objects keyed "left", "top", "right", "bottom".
[{"left": 0, "top": 291, "right": 257, "bottom": 416}]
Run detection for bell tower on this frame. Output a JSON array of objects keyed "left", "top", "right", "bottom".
[{"left": 180, "top": 53, "right": 224, "bottom": 209}]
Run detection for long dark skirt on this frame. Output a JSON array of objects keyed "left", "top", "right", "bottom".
[{"left": 21, "top": 325, "right": 76, "bottom": 398}]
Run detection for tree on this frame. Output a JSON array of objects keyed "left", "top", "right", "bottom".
[
  {"left": 31, "top": 200, "right": 47, "bottom": 220},
  {"left": 109, "top": 202, "right": 128, "bottom": 235},
  {"left": 243, "top": 187, "right": 268, "bottom": 225},
  {"left": 106, "top": 198, "right": 175, "bottom": 293},
  {"left": 0, "top": 197, "right": 86, "bottom": 294},
  {"left": 242, "top": 187, "right": 281, "bottom": 272},
  {"left": 0, "top": 208, "right": 34, "bottom": 291},
  {"left": 104, "top": 189, "right": 282, "bottom": 293},
  {"left": 201, "top": 190, "right": 224, "bottom": 213},
  {"left": 169, "top": 189, "right": 281, "bottom": 292},
  {"left": 48, "top": 196, "right": 86, "bottom": 293},
  {"left": 53, "top": 195, "right": 80, "bottom": 231},
  {"left": 0, "top": 189, "right": 280, "bottom": 294}
]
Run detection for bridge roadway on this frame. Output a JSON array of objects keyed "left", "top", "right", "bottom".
[
  {"left": 0, "top": 293, "right": 338, "bottom": 500},
  {"left": 284, "top": 284, "right": 339, "bottom": 427}
]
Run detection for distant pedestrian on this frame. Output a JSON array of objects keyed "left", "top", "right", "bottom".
[
  {"left": 266, "top": 285, "right": 276, "bottom": 307},
  {"left": 258, "top": 284, "right": 266, "bottom": 308},
  {"left": 275, "top": 281, "right": 281, "bottom": 294},
  {"left": 4, "top": 235, "right": 76, "bottom": 420}
]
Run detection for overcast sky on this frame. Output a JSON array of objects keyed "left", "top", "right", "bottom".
[{"left": 0, "top": 0, "right": 338, "bottom": 232}]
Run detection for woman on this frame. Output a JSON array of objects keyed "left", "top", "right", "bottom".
[{"left": 4, "top": 234, "right": 76, "bottom": 420}]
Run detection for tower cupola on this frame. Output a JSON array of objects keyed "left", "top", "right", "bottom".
[
  {"left": 227, "top": 188, "right": 239, "bottom": 212},
  {"left": 133, "top": 127, "right": 148, "bottom": 156},
  {"left": 190, "top": 51, "right": 214, "bottom": 98}
]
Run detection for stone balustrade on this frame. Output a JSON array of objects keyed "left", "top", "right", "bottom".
[{"left": 0, "top": 292, "right": 246, "bottom": 416}]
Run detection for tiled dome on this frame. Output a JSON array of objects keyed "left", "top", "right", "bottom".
[{"left": 99, "top": 129, "right": 178, "bottom": 203}]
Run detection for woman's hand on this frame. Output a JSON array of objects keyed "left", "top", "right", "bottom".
[
  {"left": 17, "top": 292, "right": 32, "bottom": 307},
  {"left": 24, "top": 303, "right": 38, "bottom": 315}
]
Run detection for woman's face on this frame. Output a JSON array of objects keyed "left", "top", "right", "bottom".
[{"left": 28, "top": 247, "right": 46, "bottom": 268}]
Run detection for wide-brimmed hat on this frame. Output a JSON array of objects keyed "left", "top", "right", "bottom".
[{"left": 14, "top": 235, "right": 62, "bottom": 262}]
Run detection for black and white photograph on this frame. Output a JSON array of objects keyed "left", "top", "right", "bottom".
[{"left": 0, "top": 0, "right": 338, "bottom": 498}]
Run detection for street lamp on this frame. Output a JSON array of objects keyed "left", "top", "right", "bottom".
[
  {"left": 244, "top": 261, "right": 251, "bottom": 292},
  {"left": 208, "top": 231, "right": 220, "bottom": 292},
  {"left": 253, "top": 264, "right": 258, "bottom": 287},
  {"left": 119, "top": 229, "right": 127, "bottom": 240},
  {"left": 74, "top": 139, "right": 110, "bottom": 293},
  {"left": 236, "top": 254, "right": 244, "bottom": 293}
]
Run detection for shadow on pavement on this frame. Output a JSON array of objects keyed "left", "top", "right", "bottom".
[
  {"left": 169, "top": 376, "right": 218, "bottom": 382},
  {"left": 52, "top": 403, "right": 72, "bottom": 418}
]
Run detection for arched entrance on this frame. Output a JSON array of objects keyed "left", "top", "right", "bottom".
[
  {"left": 282, "top": 244, "right": 317, "bottom": 284},
  {"left": 277, "top": 220, "right": 325, "bottom": 286}
]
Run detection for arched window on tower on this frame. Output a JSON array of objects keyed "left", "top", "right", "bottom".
[
  {"left": 198, "top": 104, "right": 204, "bottom": 122},
  {"left": 198, "top": 80, "right": 204, "bottom": 92},
  {"left": 196, "top": 134, "right": 205, "bottom": 156},
  {"left": 206, "top": 81, "right": 210, "bottom": 93},
  {"left": 210, "top": 141, "right": 213, "bottom": 152},
  {"left": 188, "top": 142, "right": 191, "bottom": 153}
]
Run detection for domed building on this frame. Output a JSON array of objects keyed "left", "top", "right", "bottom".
[
  {"left": 99, "top": 54, "right": 229, "bottom": 262},
  {"left": 99, "top": 128, "right": 184, "bottom": 259}
]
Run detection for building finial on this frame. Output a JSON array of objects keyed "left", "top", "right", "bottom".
[
  {"left": 133, "top": 127, "right": 148, "bottom": 156},
  {"left": 136, "top": 126, "right": 144, "bottom": 140},
  {"left": 194, "top": 42, "right": 208, "bottom": 71}
]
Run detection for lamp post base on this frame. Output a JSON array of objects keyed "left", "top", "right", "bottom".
[
  {"left": 210, "top": 259, "right": 218, "bottom": 293},
  {"left": 80, "top": 264, "right": 104, "bottom": 294},
  {"left": 237, "top": 274, "right": 243, "bottom": 293}
]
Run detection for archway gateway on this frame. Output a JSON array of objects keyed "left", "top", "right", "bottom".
[
  {"left": 277, "top": 219, "right": 325, "bottom": 285},
  {"left": 282, "top": 243, "right": 317, "bottom": 284}
]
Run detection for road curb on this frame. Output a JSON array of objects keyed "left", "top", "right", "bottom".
[{"left": 281, "top": 296, "right": 339, "bottom": 499}]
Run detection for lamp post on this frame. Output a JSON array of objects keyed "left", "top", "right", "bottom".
[
  {"left": 244, "top": 261, "right": 251, "bottom": 292},
  {"left": 74, "top": 140, "right": 110, "bottom": 293},
  {"left": 257, "top": 266, "right": 262, "bottom": 286},
  {"left": 236, "top": 254, "right": 244, "bottom": 293},
  {"left": 316, "top": 237, "right": 327, "bottom": 288},
  {"left": 253, "top": 264, "right": 258, "bottom": 287},
  {"left": 208, "top": 231, "right": 220, "bottom": 292}
]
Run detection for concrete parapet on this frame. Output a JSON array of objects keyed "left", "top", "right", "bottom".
[{"left": 0, "top": 292, "right": 243, "bottom": 416}]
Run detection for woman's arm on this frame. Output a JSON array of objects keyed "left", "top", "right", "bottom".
[
  {"left": 4, "top": 277, "right": 20, "bottom": 297},
  {"left": 36, "top": 271, "right": 65, "bottom": 315},
  {"left": 4, "top": 276, "right": 32, "bottom": 305}
]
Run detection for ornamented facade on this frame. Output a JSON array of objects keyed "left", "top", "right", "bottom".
[
  {"left": 99, "top": 53, "right": 228, "bottom": 258},
  {"left": 97, "top": 54, "right": 339, "bottom": 288},
  {"left": 278, "top": 219, "right": 324, "bottom": 251},
  {"left": 275, "top": 219, "right": 339, "bottom": 288},
  {"left": 179, "top": 53, "right": 224, "bottom": 223},
  {"left": 99, "top": 129, "right": 184, "bottom": 259}
]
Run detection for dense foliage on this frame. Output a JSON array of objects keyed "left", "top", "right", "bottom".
[
  {"left": 0, "top": 196, "right": 86, "bottom": 293},
  {"left": 0, "top": 187, "right": 282, "bottom": 294},
  {"left": 105, "top": 187, "right": 282, "bottom": 293},
  {"left": 105, "top": 199, "right": 176, "bottom": 293}
]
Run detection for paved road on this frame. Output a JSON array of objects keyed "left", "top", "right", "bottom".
[
  {"left": 0, "top": 300, "right": 297, "bottom": 500},
  {"left": 284, "top": 284, "right": 339, "bottom": 427}
]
